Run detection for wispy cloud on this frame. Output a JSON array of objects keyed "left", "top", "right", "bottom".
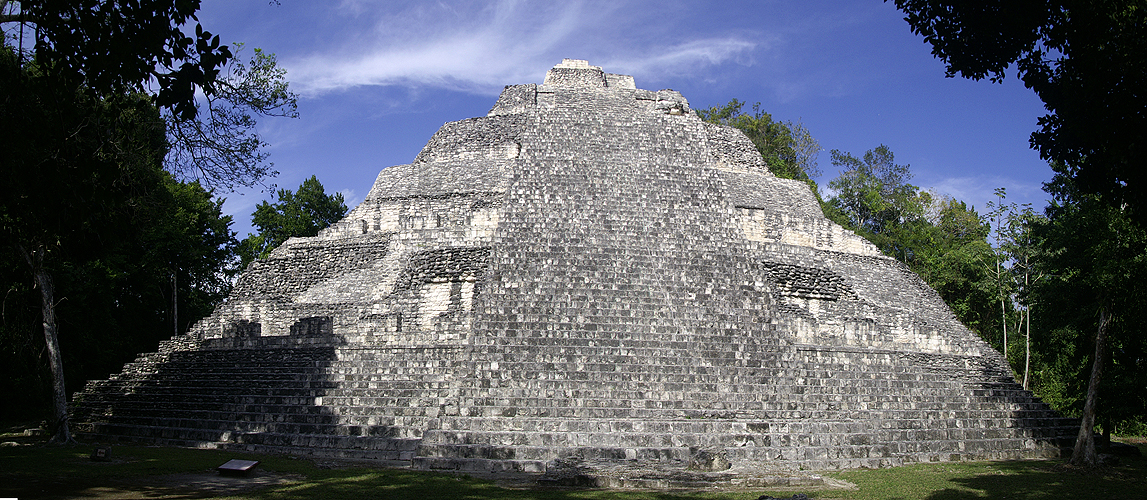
[
  {"left": 287, "top": 0, "right": 758, "bottom": 96},
  {"left": 922, "top": 175, "right": 1048, "bottom": 213},
  {"left": 601, "top": 38, "right": 762, "bottom": 79},
  {"left": 339, "top": 188, "right": 362, "bottom": 210}
]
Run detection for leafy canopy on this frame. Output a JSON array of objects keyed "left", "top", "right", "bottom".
[
  {"left": 697, "top": 99, "right": 821, "bottom": 182},
  {"left": 239, "top": 176, "right": 348, "bottom": 268},
  {"left": 826, "top": 145, "right": 923, "bottom": 236},
  {"left": 892, "top": 0, "right": 1147, "bottom": 222},
  {"left": 1, "top": 1, "right": 299, "bottom": 190},
  {"left": 2, "top": 0, "right": 231, "bottom": 120}
]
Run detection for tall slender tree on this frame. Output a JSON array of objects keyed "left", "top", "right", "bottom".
[
  {"left": 1034, "top": 175, "right": 1147, "bottom": 464},
  {"left": 986, "top": 188, "right": 1012, "bottom": 359}
]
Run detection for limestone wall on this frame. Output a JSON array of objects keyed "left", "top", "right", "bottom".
[{"left": 78, "top": 60, "right": 1071, "bottom": 477}]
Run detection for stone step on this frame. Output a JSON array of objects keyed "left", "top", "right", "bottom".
[
  {"left": 79, "top": 382, "right": 1049, "bottom": 415},
  {"left": 85, "top": 415, "right": 427, "bottom": 438},
  {"left": 435, "top": 406, "right": 1059, "bottom": 421},
  {"left": 443, "top": 394, "right": 1063, "bottom": 413},
  {"left": 89, "top": 380, "right": 446, "bottom": 397},
  {"left": 76, "top": 426, "right": 420, "bottom": 461},
  {"left": 421, "top": 425, "right": 1071, "bottom": 450},
  {"left": 84, "top": 372, "right": 1043, "bottom": 396},
  {"left": 109, "top": 352, "right": 1034, "bottom": 384},
  {"left": 414, "top": 433, "right": 1071, "bottom": 469},
  {"left": 426, "top": 416, "right": 1074, "bottom": 435},
  {"left": 412, "top": 456, "right": 547, "bottom": 474},
  {"left": 73, "top": 400, "right": 446, "bottom": 419},
  {"left": 446, "top": 387, "right": 1052, "bottom": 407}
]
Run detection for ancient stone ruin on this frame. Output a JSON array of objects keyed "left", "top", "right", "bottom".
[{"left": 72, "top": 59, "right": 1075, "bottom": 484}]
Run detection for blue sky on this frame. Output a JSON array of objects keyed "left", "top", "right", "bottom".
[{"left": 197, "top": 0, "right": 1052, "bottom": 237}]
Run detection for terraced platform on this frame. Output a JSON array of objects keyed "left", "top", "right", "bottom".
[{"left": 72, "top": 60, "right": 1075, "bottom": 485}]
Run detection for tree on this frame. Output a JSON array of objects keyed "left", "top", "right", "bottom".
[
  {"left": 985, "top": 188, "right": 1013, "bottom": 360},
  {"left": 165, "top": 44, "right": 298, "bottom": 190},
  {"left": 1000, "top": 203, "right": 1046, "bottom": 389},
  {"left": 892, "top": 1, "right": 1147, "bottom": 464},
  {"left": 238, "top": 176, "right": 348, "bottom": 268},
  {"left": 891, "top": 0, "right": 1147, "bottom": 224},
  {"left": 140, "top": 178, "right": 240, "bottom": 337},
  {"left": 825, "top": 145, "right": 925, "bottom": 240},
  {"left": 1031, "top": 174, "right": 1147, "bottom": 465},
  {"left": 1, "top": 1, "right": 293, "bottom": 443},
  {"left": 1, "top": 1, "right": 298, "bottom": 189},
  {"left": 697, "top": 99, "right": 822, "bottom": 182}
]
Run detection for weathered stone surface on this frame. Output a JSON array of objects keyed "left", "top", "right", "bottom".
[{"left": 70, "top": 59, "right": 1076, "bottom": 483}]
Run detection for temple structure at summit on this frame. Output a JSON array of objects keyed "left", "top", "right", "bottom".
[{"left": 72, "top": 59, "right": 1074, "bottom": 485}]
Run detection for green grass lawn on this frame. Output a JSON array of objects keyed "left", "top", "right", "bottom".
[{"left": 1, "top": 430, "right": 1143, "bottom": 500}]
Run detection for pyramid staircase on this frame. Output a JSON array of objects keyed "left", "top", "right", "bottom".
[
  {"left": 70, "top": 60, "right": 1078, "bottom": 484},
  {"left": 72, "top": 331, "right": 1076, "bottom": 473}
]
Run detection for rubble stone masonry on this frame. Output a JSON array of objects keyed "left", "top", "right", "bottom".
[{"left": 71, "top": 60, "right": 1074, "bottom": 482}]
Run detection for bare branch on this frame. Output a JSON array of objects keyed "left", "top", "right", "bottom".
[{"left": 164, "top": 45, "right": 297, "bottom": 191}]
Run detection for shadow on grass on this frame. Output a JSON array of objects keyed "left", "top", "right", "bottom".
[
  {"left": 211, "top": 467, "right": 768, "bottom": 500},
  {"left": 826, "top": 451, "right": 1146, "bottom": 500},
  {"left": 0, "top": 443, "right": 760, "bottom": 500},
  {"left": 4, "top": 439, "right": 1145, "bottom": 500},
  {"left": 922, "top": 458, "right": 1146, "bottom": 500}
]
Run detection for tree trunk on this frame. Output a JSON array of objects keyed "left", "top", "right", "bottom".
[
  {"left": 172, "top": 272, "right": 178, "bottom": 337},
  {"left": 19, "top": 245, "right": 74, "bottom": 444},
  {"left": 1022, "top": 260, "right": 1031, "bottom": 390},
  {"left": 1023, "top": 305, "right": 1031, "bottom": 390},
  {"left": 1070, "top": 305, "right": 1110, "bottom": 466},
  {"left": 1001, "top": 292, "right": 1007, "bottom": 360}
]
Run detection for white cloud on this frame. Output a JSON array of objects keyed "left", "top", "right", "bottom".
[
  {"left": 339, "top": 188, "right": 362, "bottom": 210},
  {"left": 287, "top": 0, "right": 759, "bottom": 96},
  {"left": 222, "top": 192, "right": 264, "bottom": 238},
  {"left": 601, "top": 38, "right": 761, "bottom": 80},
  {"left": 921, "top": 175, "right": 1047, "bottom": 214}
]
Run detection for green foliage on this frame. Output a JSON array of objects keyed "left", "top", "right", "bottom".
[
  {"left": 826, "top": 145, "right": 923, "bottom": 238},
  {"left": 822, "top": 145, "right": 1004, "bottom": 344},
  {"left": 916, "top": 199, "right": 999, "bottom": 340},
  {"left": 2, "top": 0, "right": 233, "bottom": 120},
  {"left": 1029, "top": 181, "right": 1147, "bottom": 432},
  {"left": 238, "top": 176, "right": 348, "bottom": 268},
  {"left": 2, "top": 3, "right": 298, "bottom": 190},
  {"left": 165, "top": 44, "right": 298, "bottom": 190},
  {"left": 0, "top": 176, "right": 239, "bottom": 421},
  {"left": 697, "top": 99, "right": 821, "bottom": 183},
  {"left": 894, "top": 0, "right": 1147, "bottom": 223},
  {"left": 0, "top": 45, "right": 239, "bottom": 421}
]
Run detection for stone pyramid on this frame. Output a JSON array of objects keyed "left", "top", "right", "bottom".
[{"left": 72, "top": 59, "right": 1074, "bottom": 481}]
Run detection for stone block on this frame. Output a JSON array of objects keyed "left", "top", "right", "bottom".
[{"left": 70, "top": 59, "right": 1075, "bottom": 480}]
